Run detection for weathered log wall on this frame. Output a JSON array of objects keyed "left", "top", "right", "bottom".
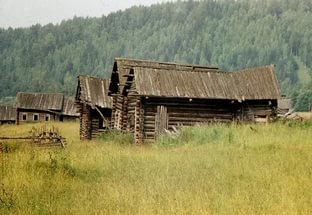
[
  {"left": 79, "top": 103, "right": 91, "bottom": 140},
  {"left": 240, "top": 100, "right": 277, "bottom": 122},
  {"left": 141, "top": 98, "right": 238, "bottom": 141},
  {"left": 16, "top": 110, "right": 59, "bottom": 124},
  {"left": 78, "top": 103, "right": 112, "bottom": 140},
  {"left": 112, "top": 96, "right": 124, "bottom": 130},
  {"left": 140, "top": 98, "right": 277, "bottom": 142},
  {"left": 111, "top": 95, "right": 277, "bottom": 143}
]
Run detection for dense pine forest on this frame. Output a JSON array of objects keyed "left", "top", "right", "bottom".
[{"left": 0, "top": 0, "right": 311, "bottom": 110}]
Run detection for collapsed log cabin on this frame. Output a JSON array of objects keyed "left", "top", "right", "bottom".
[
  {"left": 75, "top": 76, "right": 112, "bottom": 140},
  {"left": 0, "top": 106, "right": 16, "bottom": 125},
  {"left": 109, "top": 58, "right": 281, "bottom": 144},
  {"left": 16, "top": 93, "right": 78, "bottom": 124}
]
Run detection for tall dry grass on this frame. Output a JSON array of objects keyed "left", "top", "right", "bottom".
[{"left": 0, "top": 121, "right": 311, "bottom": 214}]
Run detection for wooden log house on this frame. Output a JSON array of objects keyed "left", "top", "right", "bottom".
[
  {"left": 109, "top": 58, "right": 281, "bottom": 144},
  {"left": 75, "top": 76, "right": 112, "bottom": 140},
  {"left": 0, "top": 106, "right": 16, "bottom": 125},
  {"left": 16, "top": 92, "right": 78, "bottom": 124}
]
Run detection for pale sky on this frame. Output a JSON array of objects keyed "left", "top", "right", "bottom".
[{"left": 0, "top": 0, "right": 171, "bottom": 28}]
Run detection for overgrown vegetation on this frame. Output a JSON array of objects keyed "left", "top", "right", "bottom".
[
  {"left": 0, "top": 121, "right": 311, "bottom": 214},
  {"left": 0, "top": 0, "right": 311, "bottom": 109},
  {"left": 98, "top": 130, "right": 133, "bottom": 146}
]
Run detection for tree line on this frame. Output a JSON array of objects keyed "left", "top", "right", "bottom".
[{"left": 0, "top": 0, "right": 311, "bottom": 110}]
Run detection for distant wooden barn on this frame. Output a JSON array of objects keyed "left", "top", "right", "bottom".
[
  {"left": 16, "top": 93, "right": 78, "bottom": 124},
  {"left": 62, "top": 98, "right": 80, "bottom": 121},
  {"left": 75, "top": 76, "right": 112, "bottom": 140},
  {"left": 0, "top": 106, "right": 16, "bottom": 125},
  {"left": 278, "top": 97, "right": 293, "bottom": 114},
  {"left": 109, "top": 58, "right": 281, "bottom": 144}
]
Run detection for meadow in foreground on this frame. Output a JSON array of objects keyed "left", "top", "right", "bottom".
[{"left": 0, "top": 121, "right": 311, "bottom": 214}]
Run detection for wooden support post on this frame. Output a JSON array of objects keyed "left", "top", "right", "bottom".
[
  {"left": 134, "top": 98, "right": 143, "bottom": 145},
  {"left": 122, "top": 96, "right": 128, "bottom": 131},
  {"left": 111, "top": 95, "right": 118, "bottom": 128},
  {"left": 155, "top": 105, "right": 168, "bottom": 138},
  {"left": 16, "top": 110, "right": 20, "bottom": 125}
]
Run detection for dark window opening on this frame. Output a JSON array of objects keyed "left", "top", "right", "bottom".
[
  {"left": 22, "top": 113, "right": 27, "bottom": 121},
  {"left": 45, "top": 114, "right": 50, "bottom": 121},
  {"left": 33, "top": 114, "right": 39, "bottom": 121}
]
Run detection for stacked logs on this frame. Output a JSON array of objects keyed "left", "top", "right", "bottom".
[{"left": 29, "top": 126, "right": 67, "bottom": 148}]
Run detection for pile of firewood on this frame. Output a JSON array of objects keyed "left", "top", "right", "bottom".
[
  {"left": 29, "top": 125, "right": 67, "bottom": 148},
  {"left": 0, "top": 125, "right": 66, "bottom": 149}
]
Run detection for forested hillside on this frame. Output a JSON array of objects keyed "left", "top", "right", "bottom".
[{"left": 0, "top": 0, "right": 311, "bottom": 110}]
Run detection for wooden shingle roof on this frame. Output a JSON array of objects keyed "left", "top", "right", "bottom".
[
  {"left": 62, "top": 98, "right": 79, "bottom": 116},
  {"left": 230, "top": 65, "right": 281, "bottom": 100},
  {"left": 133, "top": 65, "right": 280, "bottom": 100},
  {"left": 112, "top": 58, "right": 281, "bottom": 100},
  {"left": 77, "top": 76, "right": 112, "bottom": 109},
  {"left": 0, "top": 106, "right": 16, "bottom": 121},
  {"left": 16, "top": 93, "right": 64, "bottom": 111},
  {"left": 114, "top": 58, "right": 219, "bottom": 91}
]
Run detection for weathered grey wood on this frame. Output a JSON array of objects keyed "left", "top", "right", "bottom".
[
  {"left": 134, "top": 98, "right": 143, "bottom": 144},
  {"left": 109, "top": 58, "right": 280, "bottom": 143},
  {"left": 155, "top": 105, "right": 168, "bottom": 138}
]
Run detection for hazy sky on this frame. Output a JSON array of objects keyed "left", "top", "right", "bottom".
[{"left": 0, "top": 0, "right": 171, "bottom": 28}]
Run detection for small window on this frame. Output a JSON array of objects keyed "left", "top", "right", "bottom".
[
  {"left": 22, "top": 113, "right": 27, "bottom": 121},
  {"left": 45, "top": 114, "right": 50, "bottom": 121},
  {"left": 33, "top": 114, "right": 39, "bottom": 121}
]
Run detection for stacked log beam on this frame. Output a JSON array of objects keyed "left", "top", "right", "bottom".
[
  {"left": 110, "top": 96, "right": 118, "bottom": 128},
  {"left": 80, "top": 104, "right": 92, "bottom": 140},
  {"left": 134, "top": 98, "right": 143, "bottom": 145}
]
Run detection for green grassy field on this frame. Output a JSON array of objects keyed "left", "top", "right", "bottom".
[{"left": 0, "top": 121, "right": 312, "bottom": 214}]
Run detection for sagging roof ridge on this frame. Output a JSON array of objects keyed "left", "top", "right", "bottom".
[
  {"left": 131, "top": 66, "right": 226, "bottom": 74},
  {"left": 230, "top": 64, "right": 275, "bottom": 74},
  {"left": 115, "top": 57, "right": 220, "bottom": 71},
  {"left": 17, "top": 92, "right": 64, "bottom": 96},
  {"left": 131, "top": 64, "right": 281, "bottom": 100},
  {"left": 130, "top": 64, "right": 275, "bottom": 75}
]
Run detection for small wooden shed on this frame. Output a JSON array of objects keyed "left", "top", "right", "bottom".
[
  {"left": 278, "top": 97, "right": 293, "bottom": 114},
  {"left": 16, "top": 92, "right": 79, "bottom": 124},
  {"left": 109, "top": 58, "right": 281, "bottom": 144},
  {"left": 75, "top": 76, "right": 112, "bottom": 140},
  {"left": 0, "top": 106, "right": 16, "bottom": 125}
]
